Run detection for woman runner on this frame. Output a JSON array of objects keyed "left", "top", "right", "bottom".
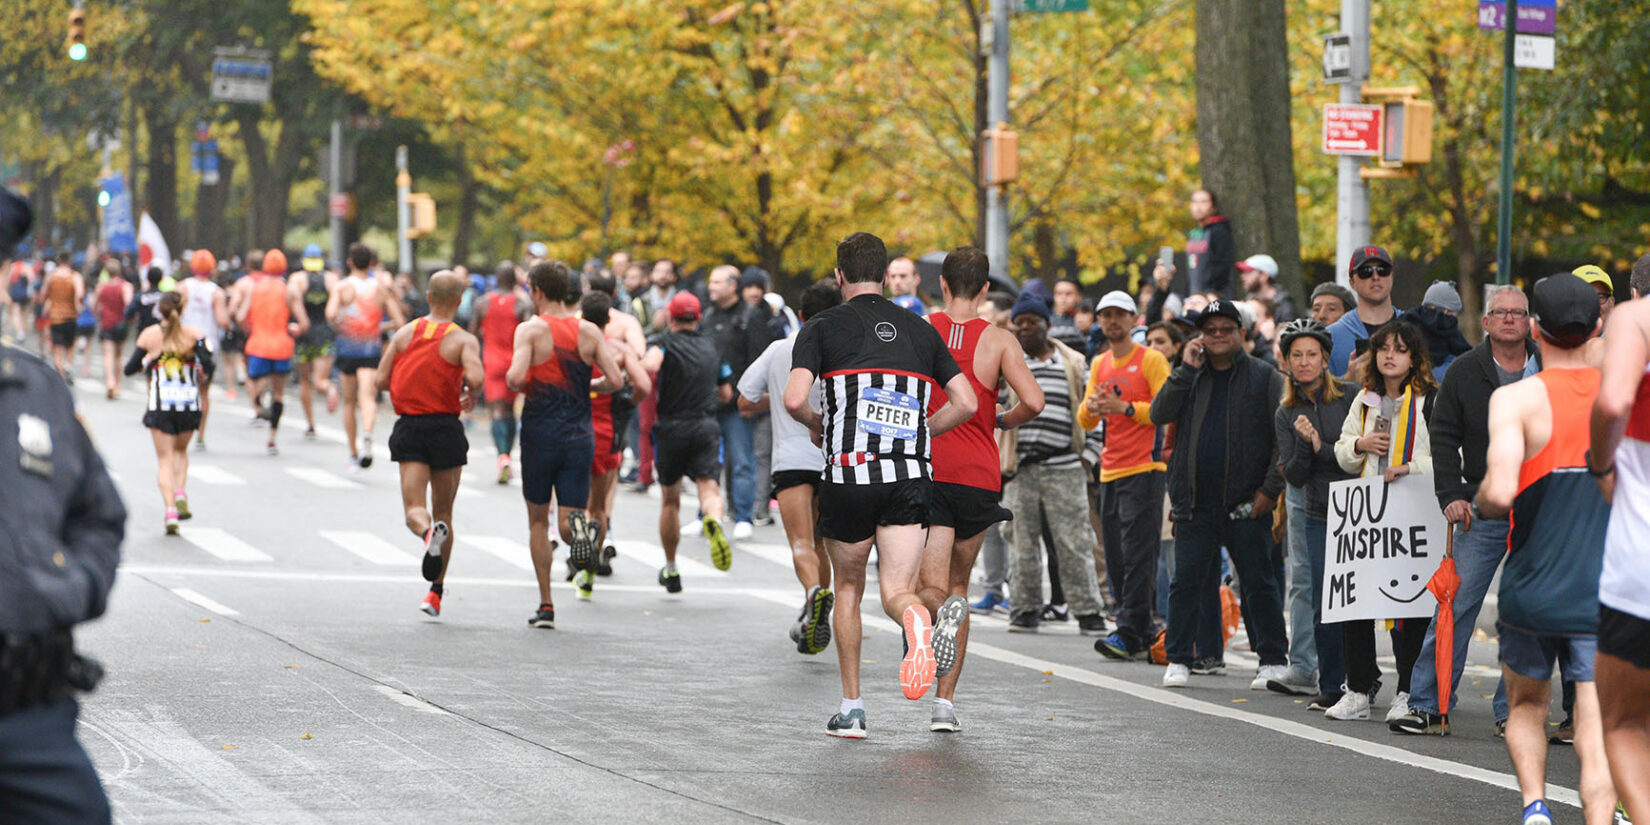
[{"left": 125, "top": 291, "right": 215, "bottom": 534}]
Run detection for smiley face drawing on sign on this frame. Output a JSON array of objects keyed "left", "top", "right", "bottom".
[{"left": 1380, "top": 572, "right": 1428, "bottom": 604}]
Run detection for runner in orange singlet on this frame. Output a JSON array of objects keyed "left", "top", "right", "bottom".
[
  {"left": 236, "top": 249, "right": 307, "bottom": 455},
  {"left": 377, "top": 271, "right": 485, "bottom": 617}
]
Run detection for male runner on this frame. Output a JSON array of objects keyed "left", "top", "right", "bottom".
[
  {"left": 473, "top": 261, "right": 531, "bottom": 483},
  {"left": 327, "top": 243, "right": 406, "bottom": 470},
  {"left": 738, "top": 281, "right": 846, "bottom": 653},
  {"left": 1589, "top": 280, "right": 1650, "bottom": 824},
  {"left": 377, "top": 271, "right": 485, "bottom": 617},
  {"left": 39, "top": 252, "right": 83, "bottom": 381},
  {"left": 584, "top": 271, "right": 648, "bottom": 574},
  {"left": 238, "top": 249, "right": 308, "bottom": 455},
  {"left": 289, "top": 244, "right": 339, "bottom": 437},
  {"left": 580, "top": 290, "right": 651, "bottom": 581},
  {"left": 178, "top": 250, "right": 228, "bottom": 449},
  {"left": 640, "top": 291, "right": 735, "bottom": 593},
  {"left": 784, "top": 232, "right": 977, "bottom": 739},
  {"left": 507, "top": 260, "right": 623, "bottom": 625},
  {"left": 1477, "top": 273, "right": 1614, "bottom": 825},
  {"left": 915, "top": 246, "right": 1044, "bottom": 733}
]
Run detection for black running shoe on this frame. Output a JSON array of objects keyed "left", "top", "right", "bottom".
[
  {"left": 1076, "top": 614, "right": 1107, "bottom": 636},
  {"left": 1190, "top": 657, "right": 1226, "bottom": 676},
  {"left": 826, "top": 709, "right": 866, "bottom": 739},
  {"left": 806, "top": 587, "right": 834, "bottom": 654},
  {"left": 1007, "top": 612, "right": 1039, "bottom": 633},
  {"left": 658, "top": 567, "right": 682, "bottom": 594},
  {"left": 1390, "top": 709, "right": 1448, "bottom": 735},
  {"left": 566, "top": 510, "right": 598, "bottom": 571},
  {"left": 597, "top": 544, "right": 616, "bottom": 577},
  {"left": 932, "top": 595, "right": 968, "bottom": 677},
  {"left": 528, "top": 603, "right": 555, "bottom": 629},
  {"left": 421, "top": 521, "right": 450, "bottom": 582},
  {"left": 1307, "top": 691, "right": 1343, "bottom": 712}
]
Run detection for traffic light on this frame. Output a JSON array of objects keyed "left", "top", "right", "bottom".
[
  {"left": 66, "top": 7, "right": 87, "bottom": 61},
  {"left": 406, "top": 193, "right": 437, "bottom": 238},
  {"left": 1380, "top": 99, "right": 1434, "bottom": 167}
]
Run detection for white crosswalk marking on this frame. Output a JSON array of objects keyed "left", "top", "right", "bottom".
[
  {"left": 459, "top": 535, "right": 534, "bottom": 571},
  {"left": 171, "top": 587, "right": 240, "bottom": 616},
  {"left": 732, "top": 541, "right": 800, "bottom": 570},
  {"left": 189, "top": 465, "right": 247, "bottom": 486},
  {"left": 612, "top": 539, "right": 727, "bottom": 579},
  {"left": 319, "top": 530, "right": 419, "bottom": 566},
  {"left": 284, "top": 467, "right": 364, "bottom": 489},
  {"left": 180, "top": 527, "right": 273, "bottom": 562}
]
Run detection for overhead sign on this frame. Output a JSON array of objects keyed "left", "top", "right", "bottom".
[
  {"left": 1323, "top": 475, "right": 1445, "bottom": 623},
  {"left": 1322, "top": 32, "right": 1352, "bottom": 82},
  {"left": 1015, "top": 0, "right": 1088, "bottom": 11},
  {"left": 1477, "top": 0, "right": 1556, "bottom": 35},
  {"left": 211, "top": 51, "right": 273, "bottom": 104},
  {"left": 1322, "top": 103, "right": 1383, "bottom": 156},
  {"left": 1514, "top": 34, "right": 1555, "bottom": 70}
]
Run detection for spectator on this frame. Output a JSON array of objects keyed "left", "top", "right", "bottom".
[
  {"left": 1329, "top": 320, "right": 1436, "bottom": 722},
  {"left": 1186, "top": 189, "right": 1235, "bottom": 298},
  {"left": 1401, "top": 281, "right": 1472, "bottom": 382},
  {"left": 738, "top": 267, "right": 777, "bottom": 526},
  {"left": 982, "top": 291, "right": 1016, "bottom": 330},
  {"left": 1151, "top": 298, "right": 1289, "bottom": 689},
  {"left": 1631, "top": 252, "right": 1650, "bottom": 299},
  {"left": 1238, "top": 254, "right": 1300, "bottom": 322},
  {"left": 701, "top": 265, "right": 776, "bottom": 539},
  {"left": 641, "top": 258, "right": 679, "bottom": 334},
  {"left": 1072, "top": 298, "right": 1101, "bottom": 359},
  {"left": 1049, "top": 277, "right": 1089, "bottom": 355},
  {"left": 608, "top": 250, "right": 632, "bottom": 300},
  {"left": 1266, "top": 320, "right": 1358, "bottom": 707},
  {"left": 1002, "top": 293, "right": 1106, "bottom": 634},
  {"left": 1147, "top": 261, "right": 1186, "bottom": 323},
  {"left": 1391, "top": 285, "right": 1537, "bottom": 736},
  {"left": 1082, "top": 291, "right": 1171, "bottom": 661},
  {"left": 1574, "top": 264, "right": 1617, "bottom": 325},
  {"left": 1311, "top": 282, "right": 1356, "bottom": 327},
  {"left": 886, "top": 255, "right": 926, "bottom": 316},
  {"left": 1328, "top": 245, "right": 1400, "bottom": 378},
  {"left": 620, "top": 262, "right": 649, "bottom": 322}
]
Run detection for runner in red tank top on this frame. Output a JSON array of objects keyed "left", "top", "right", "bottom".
[
  {"left": 578, "top": 290, "right": 651, "bottom": 584},
  {"left": 472, "top": 263, "right": 532, "bottom": 483},
  {"left": 95, "top": 263, "right": 134, "bottom": 399},
  {"left": 916, "top": 247, "right": 1045, "bottom": 731},
  {"left": 376, "top": 271, "right": 484, "bottom": 618}
]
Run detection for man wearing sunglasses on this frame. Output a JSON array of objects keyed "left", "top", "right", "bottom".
[{"left": 1328, "top": 245, "right": 1400, "bottom": 378}]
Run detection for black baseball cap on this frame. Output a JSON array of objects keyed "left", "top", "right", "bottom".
[
  {"left": 1530, "top": 272, "right": 1599, "bottom": 348},
  {"left": 1195, "top": 299, "right": 1244, "bottom": 329},
  {"left": 1348, "top": 245, "right": 1392, "bottom": 274}
]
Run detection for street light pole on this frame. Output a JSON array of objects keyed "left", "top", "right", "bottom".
[
  {"left": 984, "top": 0, "right": 1010, "bottom": 280},
  {"left": 329, "top": 111, "right": 344, "bottom": 268},
  {"left": 1334, "top": 0, "right": 1370, "bottom": 286},
  {"left": 395, "top": 145, "right": 411, "bottom": 276},
  {"left": 1495, "top": 0, "right": 1518, "bottom": 285}
]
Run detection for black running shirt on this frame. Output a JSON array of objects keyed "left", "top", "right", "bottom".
[{"left": 791, "top": 293, "right": 961, "bottom": 485}]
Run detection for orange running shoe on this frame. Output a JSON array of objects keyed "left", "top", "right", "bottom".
[
  {"left": 420, "top": 589, "right": 441, "bottom": 617},
  {"left": 898, "top": 604, "right": 936, "bottom": 700}
]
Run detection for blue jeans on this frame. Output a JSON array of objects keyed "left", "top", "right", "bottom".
[
  {"left": 1168, "top": 512, "right": 1289, "bottom": 666},
  {"left": 1305, "top": 517, "right": 1347, "bottom": 694},
  {"left": 1285, "top": 486, "right": 1318, "bottom": 680},
  {"left": 715, "top": 408, "right": 756, "bottom": 523},
  {"left": 1408, "top": 519, "right": 1510, "bottom": 720}
]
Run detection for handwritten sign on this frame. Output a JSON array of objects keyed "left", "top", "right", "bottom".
[{"left": 1323, "top": 475, "right": 1445, "bottom": 622}]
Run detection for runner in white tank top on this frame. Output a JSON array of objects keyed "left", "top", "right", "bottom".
[{"left": 180, "top": 276, "right": 224, "bottom": 352}]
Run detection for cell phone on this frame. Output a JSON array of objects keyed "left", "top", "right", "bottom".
[
  {"left": 1354, "top": 338, "right": 1370, "bottom": 356},
  {"left": 1158, "top": 246, "right": 1175, "bottom": 271},
  {"left": 1375, "top": 415, "right": 1391, "bottom": 434}
]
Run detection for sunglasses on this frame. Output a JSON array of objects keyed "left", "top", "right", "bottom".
[{"left": 1353, "top": 264, "right": 1392, "bottom": 279}]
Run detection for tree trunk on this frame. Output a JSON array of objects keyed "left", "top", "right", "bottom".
[
  {"left": 143, "top": 104, "right": 181, "bottom": 251},
  {"left": 1194, "top": 0, "right": 1303, "bottom": 300},
  {"left": 237, "top": 115, "right": 304, "bottom": 251},
  {"left": 195, "top": 154, "right": 234, "bottom": 256},
  {"left": 972, "top": 15, "right": 989, "bottom": 250},
  {"left": 452, "top": 142, "right": 479, "bottom": 269}
]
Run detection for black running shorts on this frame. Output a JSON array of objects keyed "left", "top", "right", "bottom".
[
  {"left": 653, "top": 416, "right": 722, "bottom": 487},
  {"left": 928, "top": 481, "right": 1012, "bottom": 541},
  {"left": 389, "top": 414, "right": 469, "bottom": 471},
  {"left": 49, "top": 321, "right": 76, "bottom": 348},
  {"left": 143, "top": 410, "right": 202, "bottom": 436},
  {"left": 817, "top": 478, "right": 931, "bottom": 544},
  {"left": 1599, "top": 604, "right": 1650, "bottom": 671},
  {"left": 771, "top": 469, "right": 821, "bottom": 495},
  {"left": 336, "top": 355, "right": 379, "bottom": 375}
]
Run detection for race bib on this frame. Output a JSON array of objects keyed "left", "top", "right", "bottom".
[
  {"left": 158, "top": 377, "right": 197, "bottom": 408},
  {"left": 856, "top": 386, "right": 920, "bottom": 441}
]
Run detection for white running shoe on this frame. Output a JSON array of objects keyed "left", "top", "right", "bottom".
[
  {"left": 732, "top": 521, "right": 753, "bottom": 540},
  {"left": 1385, "top": 691, "right": 1411, "bottom": 724},
  {"left": 1324, "top": 690, "right": 1372, "bottom": 720},
  {"left": 1162, "top": 663, "right": 1190, "bottom": 688},
  {"left": 1250, "top": 664, "right": 1291, "bottom": 691}
]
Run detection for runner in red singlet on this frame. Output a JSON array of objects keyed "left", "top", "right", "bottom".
[
  {"left": 94, "top": 261, "right": 133, "bottom": 399},
  {"left": 472, "top": 262, "right": 532, "bottom": 483},
  {"left": 916, "top": 246, "right": 1044, "bottom": 733},
  {"left": 376, "top": 271, "right": 485, "bottom": 617},
  {"left": 579, "top": 290, "right": 651, "bottom": 582}
]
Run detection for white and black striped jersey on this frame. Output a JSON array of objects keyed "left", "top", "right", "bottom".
[
  {"left": 791, "top": 294, "right": 962, "bottom": 485},
  {"left": 146, "top": 351, "right": 203, "bottom": 413}
]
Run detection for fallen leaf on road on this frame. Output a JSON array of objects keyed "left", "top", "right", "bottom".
[
  {"left": 1042, "top": 670, "right": 1053, "bottom": 675},
  {"left": 300, "top": 734, "right": 312, "bottom": 740},
  {"left": 221, "top": 744, "right": 237, "bottom": 750},
  {"left": 284, "top": 664, "right": 300, "bottom": 669},
  {"left": 200, "top": 619, "right": 211, "bottom": 623},
  {"left": 1232, "top": 699, "right": 1247, "bottom": 704}
]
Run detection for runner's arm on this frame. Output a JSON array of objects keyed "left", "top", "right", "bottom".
[
  {"left": 736, "top": 343, "right": 775, "bottom": 416},
  {"left": 233, "top": 283, "right": 251, "bottom": 325},
  {"left": 505, "top": 322, "right": 537, "bottom": 393},
  {"left": 382, "top": 282, "right": 407, "bottom": 329},
  {"left": 213, "top": 287, "right": 231, "bottom": 328},
  {"left": 287, "top": 288, "right": 309, "bottom": 337},
  {"left": 458, "top": 332, "right": 485, "bottom": 397},
  {"left": 640, "top": 344, "right": 665, "bottom": 374},
  {"left": 1474, "top": 385, "right": 1525, "bottom": 519},
  {"left": 1591, "top": 303, "right": 1650, "bottom": 474},
  {"left": 620, "top": 348, "right": 651, "bottom": 400},
  {"left": 584, "top": 321, "right": 625, "bottom": 394},
  {"left": 927, "top": 373, "right": 978, "bottom": 438},
  {"left": 469, "top": 295, "right": 487, "bottom": 335},
  {"left": 996, "top": 331, "right": 1044, "bottom": 428},
  {"left": 374, "top": 326, "right": 410, "bottom": 393},
  {"left": 783, "top": 367, "right": 821, "bottom": 430}
]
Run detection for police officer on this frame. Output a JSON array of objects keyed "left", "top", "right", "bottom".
[{"left": 0, "top": 339, "right": 126, "bottom": 824}]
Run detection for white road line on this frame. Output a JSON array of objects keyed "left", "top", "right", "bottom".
[
  {"left": 318, "top": 530, "right": 419, "bottom": 566},
  {"left": 459, "top": 535, "right": 535, "bottom": 571},
  {"left": 612, "top": 538, "right": 727, "bottom": 579},
  {"left": 732, "top": 541, "right": 802, "bottom": 570},
  {"left": 372, "top": 685, "right": 449, "bottom": 715},
  {"left": 179, "top": 527, "right": 273, "bottom": 562},
  {"left": 170, "top": 587, "right": 240, "bottom": 616},
  {"left": 188, "top": 465, "right": 247, "bottom": 486},
  {"left": 284, "top": 466, "right": 364, "bottom": 489}
]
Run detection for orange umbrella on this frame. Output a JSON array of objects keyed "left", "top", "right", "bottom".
[{"left": 1426, "top": 529, "right": 1462, "bottom": 733}]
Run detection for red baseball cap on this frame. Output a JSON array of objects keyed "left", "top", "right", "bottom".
[
  {"left": 263, "top": 248, "right": 288, "bottom": 275},
  {"left": 667, "top": 291, "right": 701, "bottom": 321}
]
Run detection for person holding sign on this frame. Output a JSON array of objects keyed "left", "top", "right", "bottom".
[
  {"left": 1330, "top": 320, "right": 1436, "bottom": 723},
  {"left": 1478, "top": 273, "right": 1614, "bottom": 825}
]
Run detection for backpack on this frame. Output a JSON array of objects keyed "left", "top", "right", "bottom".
[{"left": 1150, "top": 584, "right": 1241, "bottom": 665}]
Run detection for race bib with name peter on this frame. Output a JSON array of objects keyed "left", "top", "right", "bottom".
[{"left": 857, "top": 386, "right": 920, "bottom": 441}]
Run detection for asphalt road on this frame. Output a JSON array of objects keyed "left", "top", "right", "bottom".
[{"left": 46, "top": 347, "right": 1585, "bottom": 825}]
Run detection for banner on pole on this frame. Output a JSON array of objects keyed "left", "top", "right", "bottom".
[
  {"left": 1323, "top": 474, "right": 1445, "bottom": 622},
  {"left": 101, "top": 173, "right": 137, "bottom": 255}
]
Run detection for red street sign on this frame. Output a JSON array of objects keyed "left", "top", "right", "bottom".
[
  {"left": 329, "top": 193, "right": 352, "bottom": 218},
  {"left": 1323, "top": 103, "right": 1383, "bottom": 156}
]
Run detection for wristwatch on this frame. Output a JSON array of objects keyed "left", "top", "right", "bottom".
[{"left": 1124, "top": 402, "right": 1136, "bottom": 418}]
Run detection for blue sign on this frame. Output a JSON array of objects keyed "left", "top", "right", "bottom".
[
  {"left": 190, "top": 139, "right": 219, "bottom": 174},
  {"left": 101, "top": 173, "right": 137, "bottom": 254}
]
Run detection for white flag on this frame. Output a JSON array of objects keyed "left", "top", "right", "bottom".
[{"left": 137, "top": 211, "right": 171, "bottom": 276}]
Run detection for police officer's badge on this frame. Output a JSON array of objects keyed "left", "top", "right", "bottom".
[{"left": 18, "top": 412, "right": 52, "bottom": 476}]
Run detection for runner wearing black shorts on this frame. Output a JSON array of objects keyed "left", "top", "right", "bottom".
[
  {"left": 783, "top": 232, "right": 978, "bottom": 739},
  {"left": 641, "top": 291, "right": 734, "bottom": 594}
]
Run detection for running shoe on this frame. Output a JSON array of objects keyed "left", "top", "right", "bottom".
[
  {"left": 1190, "top": 657, "right": 1226, "bottom": 676},
  {"left": 1550, "top": 716, "right": 1575, "bottom": 745},
  {"left": 930, "top": 702, "right": 961, "bottom": 733},
  {"left": 420, "top": 589, "right": 442, "bottom": 617},
  {"left": 1007, "top": 612, "right": 1039, "bottom": 633},
  {"left": 1076, "top": 614, "right": 1107, "bottom": 636},
  {"left": 931, "top": 595, "right": 968, "bottom": 678},
  {"left": 174, "top": 494, "right": 192, "bottom": 521},
  {"left": 421, "top": 521, "right": 450, "bottom": 582},
  {"left": 1094, "top": 632, "right": 1145, "bottom": 661},
  {"left": 1521, "top": 800, "right": 1554, "bottom": 825},
  {"left": 1162, "top": 663, "right": 1190, "bottom": 688},
  {"left": 969, "top": 592, "right": 1008, "bottom": 615},
  {"left": 704, "top": 516, "right": 731, "bottom": 571},
  {"left": 194, "top": 437, "right": 207, "bottom": 452},
  {"left": 1040, "top": 602, "right": 1070, "bottom": 622},
  {"left": 1324, "top": 690, "right": 1372, "bottom": 721},
  {"left": 732, "top": 521, "right": 753, "bottom": 540},
  {"left": 658, "top": 567, "right": 683, "bottom": 594},
  {"left": 566, "top": 510, "right": 599, "bottom": 571},
  {"left": 790, "top": 619, "right": 806, "bottom": 648},
  {"left": 806, "top": 586, "right": 834, "bottom": 654},
  {"left": 1389, "top": 709, "right": 1448, "bottom": 735},
  {"left": 497, "top": 454, "right": 512, "bottom": 485},
  {"left": 597, "top": 545, "right": 616, "bottom": 577},
  {"left": 1266, "top": 669, "right": 1319, "bottom": 696},
  {"left": 575, "top": 569, "right": 595, "bottom": 601},
  {"left": 752, "top": 513, "right": 774, "bottom": 527},
  {"left": 358, "top": 436, "right": 373, "bottom": 469},
  {"left": 898, "top": 604, "right": 937, "bottom": 700},
  {"left": 1385, "top": 691, "right": 1411, "bottom": 724},
  {"left": 1307, "top": 692, "right": 1343, "bottom": 712},
  {"left": 826, "top": 708, "right": 867, "bottom": 739},
  {"left": 223, "top": 387, "right": 236, "bottom": 400},
  {"left": 266, "top": 438, "right": 278, "bottom": 456},
  {"left": 1615, "top": 803, "right": 1633, "bottom": 825},
  {"left": 528, "top": 604, "right": 556, "bottom": 629},
  {"left": 164, "top": 508, "right": 180, "bottom": 536},
  {"left": 304, "top": 427, "right": 317, "bottom": 440}
]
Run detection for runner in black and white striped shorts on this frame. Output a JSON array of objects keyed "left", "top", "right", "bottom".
[{"left": 784, "top": 232, "right": 979, "bottom": 738}]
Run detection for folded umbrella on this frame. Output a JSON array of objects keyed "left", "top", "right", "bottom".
[{"left": 1425, "top": 529, "right": 1462, "bottom": 733}]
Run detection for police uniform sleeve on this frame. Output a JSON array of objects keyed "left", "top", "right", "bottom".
[{"left": 60, "top": 415, "right": 126, "bottom": 623}]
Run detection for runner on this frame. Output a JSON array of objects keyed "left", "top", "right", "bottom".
[
  {"left": 584, "top": 270, "right": 647, "bottom": 574},
  {"left": 126, "top": 265, "right": 166, "bottom": 338},
  {"left": 327, "top": 243, "right": 406, "bottom": 470},
  {"left": 39, "top": 252, "right": 83, "bottom": 382},
  {"left": 94, "top": 260, "right": 133, "bottom": 399},
  {"left": 124, "top": 291, "right": 213, "bottom": 534},
  {"left": 237, "top": 249, "right": 308, "bottom": 455},
  {"left": 914, "top": 246, "right": 1044, "bottom": 733},
  {"left": 639, "top": 291, "right": 734, "bottom": 594},
  {"left": 783, "top": 232, "right": 977, "bottom": 739},
  {"left": 375, "top": 271, "right": 485, "bottom": 618},
  {"left": 1589, "top": 280, "right": 1650, "bottom": 824},
  {"left": 1477, "top": 273, "right": 1614, "bottom": 825},
  {"left": 739, "top": 280, "right": 844, "bottom": 654},
  {"left": 289, "top": 244, "right": 339, "bottom": 438},
  {"left": 221, "top": 252, "right": 254, "bottom": 405},
  {"left": 507, "top": 260, "right": 622, "bottom": 624},
  {"left": 580, "top": 289, "right": 651, "bottom": 582},
  {"left": 178, "top": 250, "right": 228, "bottom": 450},
  {"left": 472, "top": 261, "right": 531, "bottom": 483}
]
